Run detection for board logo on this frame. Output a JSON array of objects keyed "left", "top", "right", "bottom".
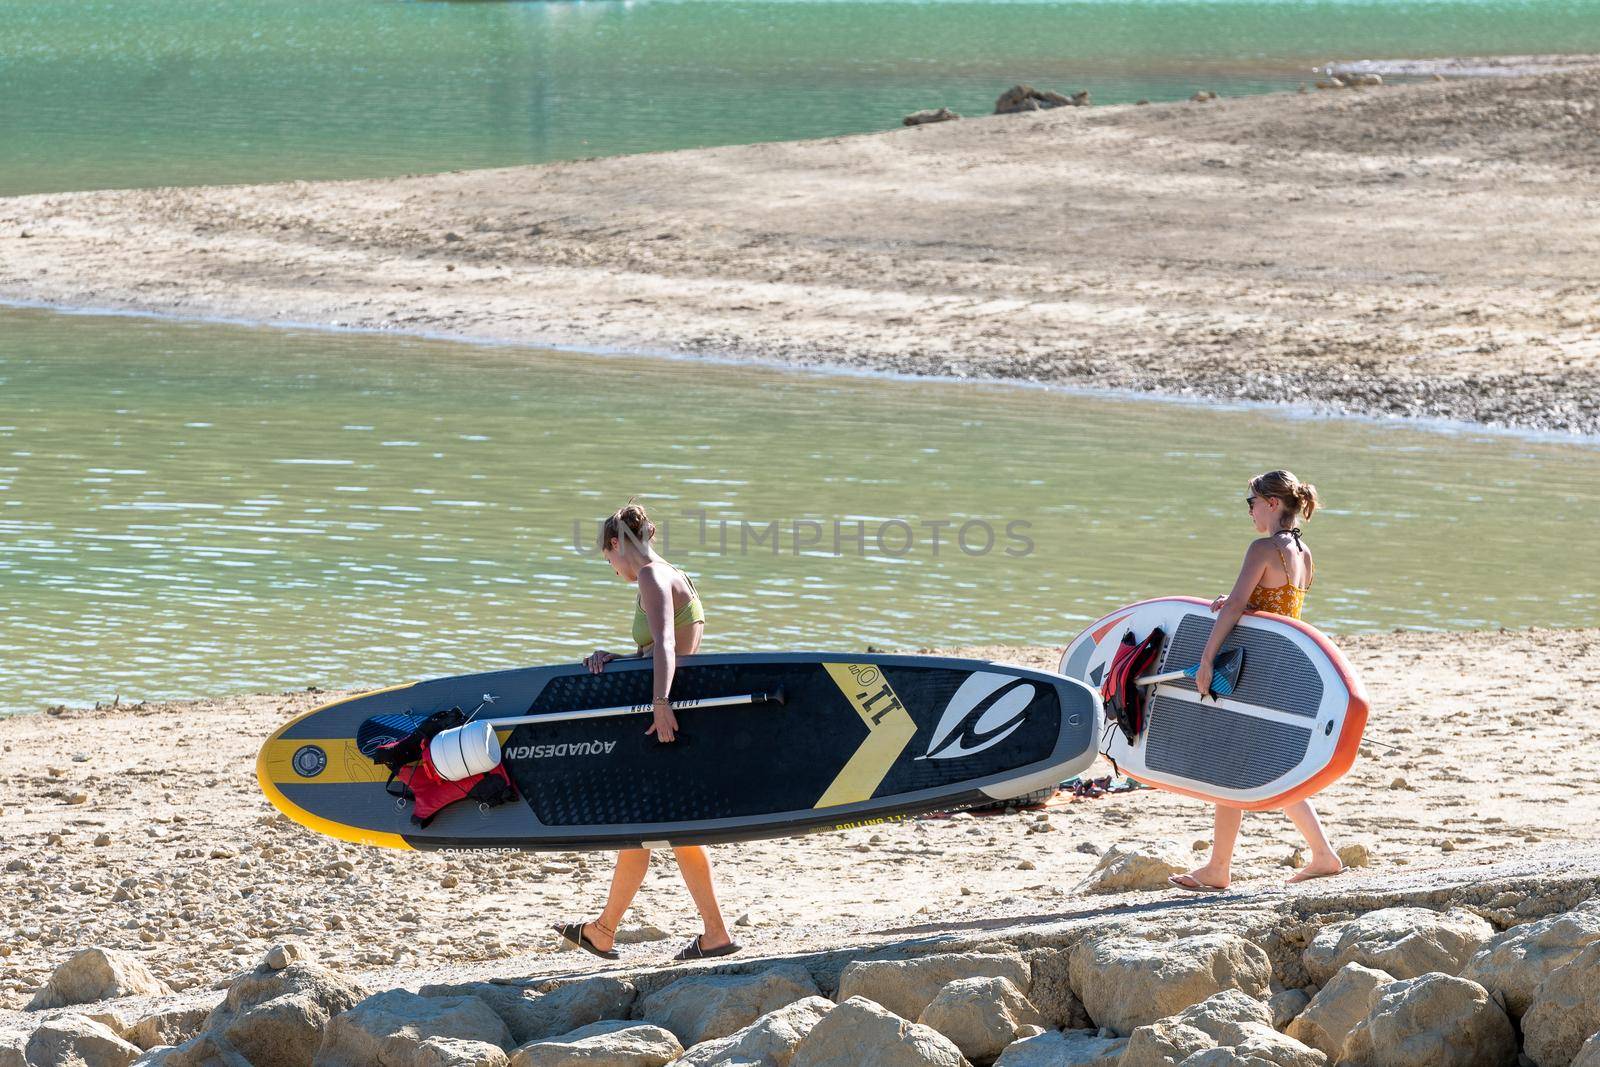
[
  {"left": 291, "top": 745, "right": 328, "bottom": 778},
  {"left": 505, "top": 740, "right": 617, "bottom": 760},
  {"left": 918, "top": 673, "right": 1036, "bottom": 761},
  {"left": 817, "top": 663, "right": 919, "bottom": 809}
]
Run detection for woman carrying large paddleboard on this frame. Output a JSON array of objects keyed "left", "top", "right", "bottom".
[
  {"left": 552, "top": 501, "right": 740, "bottom": 960},
  {"left": 1169, "top": 470, "right": 1347, "bottom": 892}
]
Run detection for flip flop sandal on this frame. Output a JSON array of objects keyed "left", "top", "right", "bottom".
[
  {"left": 553, "top": 922, "right": 620, "bottom": 961},
  {"left": 1287, "top": 864, "right": 1347, "bottom": 884},
  {"left": 1168, "top": 874, "right": 1227, "bottom": 894},
  {"left": 673, "top": 935, "right": 742, "bottom": 961}
]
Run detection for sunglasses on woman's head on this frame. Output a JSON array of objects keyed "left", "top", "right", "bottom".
[{"left": 1244, "top": 494, "right": 1258, "bottom": 510}]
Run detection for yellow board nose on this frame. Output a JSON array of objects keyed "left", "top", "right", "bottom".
[{"left": 256, "top": 684, "right": 418, "bottom": 851}]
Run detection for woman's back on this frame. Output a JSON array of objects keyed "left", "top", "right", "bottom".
[{"left": 1247, "top": 536, "right": 1313, "bottom": 618}]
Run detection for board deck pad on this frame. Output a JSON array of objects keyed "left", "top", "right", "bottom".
[
  {"left": 259, "top": 653, "right": 1100, "bottom": 851},
  {"left": 1060, "top": 597, "right": 1368, "bottom": 810}
]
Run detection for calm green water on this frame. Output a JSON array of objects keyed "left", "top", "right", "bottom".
[
  {"left": 1, "top": 305, "right": 1595, "bottom": 714},
  {"left": 5, "top": 0, "right": 1600, "bottom": 196}
]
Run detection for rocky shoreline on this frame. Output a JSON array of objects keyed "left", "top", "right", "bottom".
[
  {"left": 8, "top": 847, "right": 1600, "bottom": 1065},
  {"left": 3, "top": 67, "right": 1599, "bottom": 435}
]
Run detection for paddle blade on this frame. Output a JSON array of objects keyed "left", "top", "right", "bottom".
[{"left": 1209, "top": 647, "right": 1245, "bottom": 697}]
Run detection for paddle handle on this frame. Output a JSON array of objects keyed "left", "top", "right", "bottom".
[
  {"left": 1136, "top": 648, "right": 1241, "bottom": 690},
  {"left": 480, "top": 691, "right": 775, "bottom": 729}
]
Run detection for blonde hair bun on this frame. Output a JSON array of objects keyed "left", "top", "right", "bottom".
[
  {"left": 1250, "top": 470, "right": 1319, "bottom": 524},
  {"left": 599, "top": 498, "right": 655, "bottom": 549}
]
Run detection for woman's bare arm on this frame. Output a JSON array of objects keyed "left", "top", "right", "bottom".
[
  {"left": 637, "top": 565, "right": 679, "bottom": 741},
  {"left": 1197, "top": 542, "right": 1269, "bottom": 698}
]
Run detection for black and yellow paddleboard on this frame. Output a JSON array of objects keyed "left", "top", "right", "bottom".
[{"left": 258, "top": 652, "right": 1100, "bottom": 851}]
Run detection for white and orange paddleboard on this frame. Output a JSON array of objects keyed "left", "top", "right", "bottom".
[{"left": 1060, "top": 597, "right": 1368, "bottom": 810}]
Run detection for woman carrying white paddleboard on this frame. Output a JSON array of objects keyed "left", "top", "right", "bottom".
[
  {"left": 1169, "top": 470, "right": 1347, "bottom": 892},
  {"left": 553, "top": 501, "right": 740, "bottom": 960}
]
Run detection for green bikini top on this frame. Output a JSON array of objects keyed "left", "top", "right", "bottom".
[{"left": 632, "top": 565, "right": 704, "bottom": 648}]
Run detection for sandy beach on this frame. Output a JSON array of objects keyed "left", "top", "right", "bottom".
[
  {"left": 3, "top": 69, "right": 1599, "bottom": 435},
  {"left": 4, "top": 627, "right": 1596, "bottom": 1026}
]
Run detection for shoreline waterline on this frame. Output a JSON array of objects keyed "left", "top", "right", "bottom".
[{"left": 6, "top": 298, "right": 1596, "bottom": 450}]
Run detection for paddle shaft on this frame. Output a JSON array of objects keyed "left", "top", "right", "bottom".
[
  {"left": 1136, "top": 669, "right": 1190, "bottom": 687},
  {"left": 477, "top": 691, "right": 773, "bottom": 729}
]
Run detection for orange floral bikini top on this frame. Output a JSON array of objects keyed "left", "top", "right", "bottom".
[{"left": 1246, "top": 531, "right": 1314, "bottom": 620}]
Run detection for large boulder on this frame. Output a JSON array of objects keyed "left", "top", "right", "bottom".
[
  {"left": 675, "top": 996, "right": 833, "bottom": 1067},
  {"left": 508, "top": 1020, "right": 682, "bottom": 1067},
  {"left": 1523, "top": 940, "right": 1600, "bottom": 1067},
  {"left": 918, "top": 977, "right": 1045, "bottom": 1065},
  {"left": 372, "top": 1039, "right": 503, "bottom": 1067},
  {"left": 130, "top": 1033, "right": 254, "bottom": 1066},
  {"left": 1574, "top": 1032, "right": 1600, "bottom": 1067},
  {"left": 80, "top": 1009, "right": 138, "bottom": 1043},
  {"left": 838, "top": 953, "right": 1031, "bottom": 1025},
  {"left": 903, "top": 108, "right": 961, "bottom": 127},
  {"left": 421, "top": 978, "right": 636, "bottom": 1044},
  {"left": 1461, "top": 900, "right": 1600, "bottom": 1018},
  {"left": 640, "top": 965, "right": 819, "bottom": 1047},
  {"left": 789, "top": 997, "right": 968, "bottom": 1067},
  {"left": 1302, "top": 908, "right": 1494, "bottom": 984},
  {"left": 1178, "top": 1022, "right": 1325, "bottom": 1066},
  {"left": 200, "top": 962, "right": 369, "bottom": 1067},
  {"left": 126, "top": 1007, "right": 211, "bottom": 1051},
  {"left": 27, "top": 948, "right": 175, "bottom": 1010},
  {"left": 1069, "top": 935, "right": 1271, "bottom": 1033},
  {"left": 24, "top": 1014, "right": 143, "bottom": 1067},
  {"left": 1075, "top": 843, "right": 1188, "bottom": 895},
  {"left": 1341, "top": 972, "right": 1515, "bottom": 1067},
  {"left": 1121, "top": 1019, "right": 1213, "bottom": 1067},
  {"left": 82, "top": 1011, "right": 139, "bottom": 1043},
  {"left": 1286, "top": 963, "right": 1394, "bottom": 1058},
  {"left": 1120, "top": 990, "right": 1273, "bottom": 1067},
  {"left": 316, "top": 988, "right": 512, "bottom": 1067},
  {"left": 993, "top": 85, "right": 1088, "bottom": 114},
  {"left": 993, "top": 1028, "right": 1125, "bottom": 1066}
]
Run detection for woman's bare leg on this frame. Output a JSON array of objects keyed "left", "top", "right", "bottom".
[
  {"left": 584, "top": 848, "right": 652, "bottom": 951},
  {"left": 1284, "top": 800, "right": 1343, "bottom": 883},
  {"left": 1176, "top": 805, "right": 1242, "bottom": 889},
  {"left": 672, "top": 845, "right": 733, "bottom": 949}
]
